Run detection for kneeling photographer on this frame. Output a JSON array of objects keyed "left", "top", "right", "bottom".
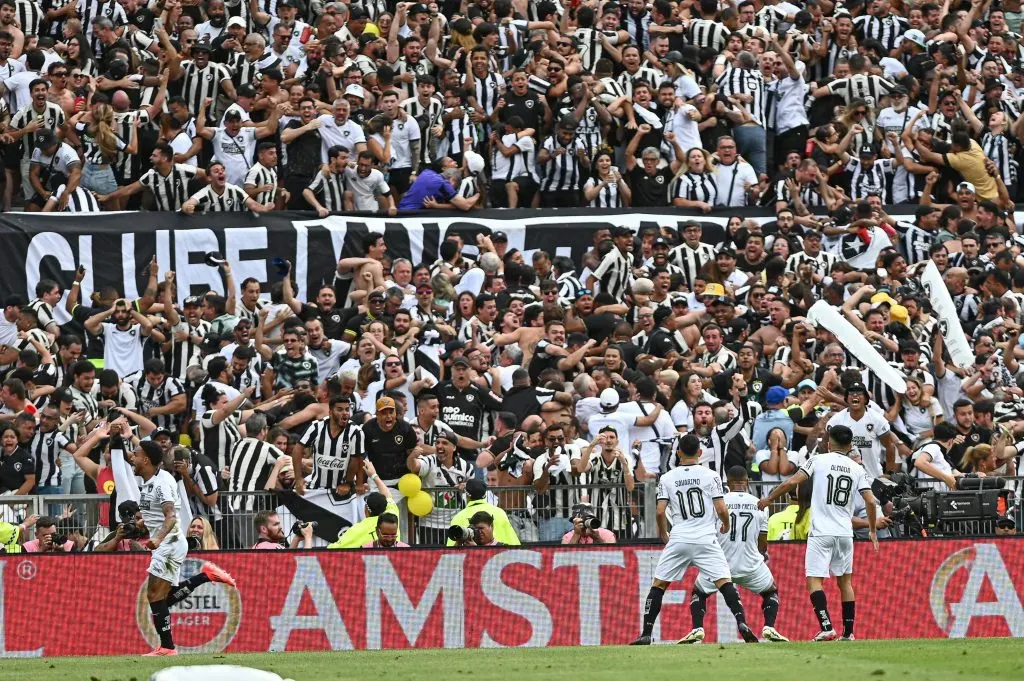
[
  {"left": 95, "top": 501, "right": 151, "bottom": 552},
  {"left": 448, "top": 511, "right": 504, "bottom": 546},
  {"left": 561, "top": 502, "right": 617, "bottom": 544}
]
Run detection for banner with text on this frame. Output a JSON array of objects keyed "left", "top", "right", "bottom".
[
  {"left": 0, "top": 207, "right": 937, "bottom": 313},
  {"left": 1, "top": 539, "right": 1023, "bottom": 657}
]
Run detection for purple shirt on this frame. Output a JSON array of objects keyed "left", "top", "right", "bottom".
[{"left": 397, "top": 169, "right": 455, "bottom": 211}]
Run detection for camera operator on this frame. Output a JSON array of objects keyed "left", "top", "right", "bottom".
[
  {"left": 95, "top": 500, "right": 150, "bottom": 552},
  {"left": 449, "top": 511, "right": 504, "bottom": 546},
  {"left": 561, "top": 502, "right": 617, "bottom": 544},
  {"left": 21, "top": 515, "right": 75, "bottom": 552},
  {"left": 363, "top": 512, "right": 408, "bottom": 548},
  {"left": 909, "top": 422, "right": 964, "bottom": 491},
  {"left": 446, "top": 479, "right": 521, "bottom": 546},
  {"left": 251, "top": 510, "right": 314, "bottom": 549}
]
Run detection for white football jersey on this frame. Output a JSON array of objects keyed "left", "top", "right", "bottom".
[
  {"left": 139, "top": 469, "right": 181, "bottom": 536},
  {"left": 909, "top": 441, "right": 953, "bottom": 491},
  {"left": 717, "top": 491, "right": 769, "bottom": 576},
  {"left": 657, "top": 464, "right": 724, "bottom": 543},
  {"left": 826, "top": 409, "right": 890, "bottom": 479},
  {"left": 800, "top": 451, "right": 870, "bottom": 538}
]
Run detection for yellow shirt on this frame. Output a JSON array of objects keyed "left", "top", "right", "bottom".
[
  {"left": 327, "top": 501, "right": 401, "bottom": 549},
  {"left": 445, "top": 499, "right": 521, "bottom": 546},
  {"left": 766, "top": 504, "right": 810, "bottom": 541},
  {"left": 945, "top": 140, "right": 999, "bottom": 201}
]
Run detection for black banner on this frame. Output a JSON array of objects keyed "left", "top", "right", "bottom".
[{"left": 0, "top": 206, "right": 928, "bottom": 308}]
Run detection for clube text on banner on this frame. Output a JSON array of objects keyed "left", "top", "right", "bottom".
[
  {"left": 0, "top": 207, "right": 942, "bottom": 320},
  {"left": 1, "top": 539, "right": 1023, "bottom": 656}
]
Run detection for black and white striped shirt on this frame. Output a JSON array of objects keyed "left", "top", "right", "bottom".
[
  {"left": 687, "top": 19, "right": 730, "bottom": 53},
  {"left": 168, "top": 319, "right": 209, "bottom": 380},
  {"left": 846, "top": 157, "right": 894, "bottom": 202},
  {"left": 981, "top": 131, "right": 1013, "bottom": 185},
  {"left": 773, "top": 178, "right": 827, "bottom": 208},
  {"left": 50, "top": 184, "right": 101, "bottom": 212},
  {"left": 232, "top": 52, "right": 280, "bottom": 90},
  {"left": 615, "top": 66, "right": 664, "bottom": 98},
  {"left": 306, "top": 170, "right": 348, "bottom": 212},
  {"left": 199, "top": 410, "right": 242, "bottom": 473},
  {"left": 243, "top": 162, "right": 278, "bottom": 207},
  {"left": 583, "top": 175, "right": 623, "bottom": 207},
  {"left": 826, "top": 73, "right": 895, "bottom": 105},
  {"left": 812, "top": 38, "right": 856, "bottom": 84},
  {"left": 74, "top": 121, "right": 125, "bottom": 164},
  {"left": 188, "top": 183, "right": 250, "bottom": 212},
  {"left": 472, "top": 70, "right": 504, "bottom": 117},
  {"left": 393, "top": 57, "right": 434, "bottom": 100},
  {"left": 557, "top": 271, "right": 584, "bottom": 299},
  {"left": 228, "top": 437, "right": 283, "bottom": 511},
  {"left": 114, "top": 109, "right": 151, "bottom": 178},
  {"left": 15, "top": 0, "right": 43, "bottom": 39},
  {"left": 715, "top": 65, "right": 766, "bottom": 127},
  {"left": 854, "top": 13, "right": 909, "bottom": 53},
  {"left": 77, "top": 0, "right": 127, "bottom": 55},
  {"left": 591, "top": 247, "right": 631, "bottom": 300},
  {"left": 894, "top": 221, "right": 935, "bottom": 265},
  {"left": 11, "top": 102, "right": 64, "bottom": 161},
  {"left": 187, "top": 450, "right": 221, "bottom": 520},
  {"left": 674, "top": 172, "right": 718, "bottom": 206},
  {"left": 668, "top": 242, "right": 715, "bottom": 292},
  {"left": 31, "top": 428, "right": 71, "bottom": 488},
  {"left": 574, "top": 27, "right": 623, "bottom": 73},
  {"left": 179, "top": 61, "right": 232, "bottom": 123},
  {"left": 126, "top": 372, "right": 186, "bottom": 432},
  {"left": 299, "top": 418, "right": 365, "bottom": 490},
  {"left": 540, "top": 136, "right": 587, "bottom": 192},
  {"left": 786, "top": 250, "right": 838, "bottom": 276},
  {"left": 671, "top": 401, "right": 758, "bottom": 478},
  {"left": 139, "top": 163, "right": 199, "bottom": 211},
  {"left": 402, "top": 95, "right": 444, "bottom": 164},
  {"left": 754, "top": 5, "right": 788, "bottom": 35}
]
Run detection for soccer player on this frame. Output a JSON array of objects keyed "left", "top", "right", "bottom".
[
  {"left": 631, "top": 434, "right": 759, "bottom": 645},
  {"left": 680, "top": 466, "right": 788, "bottom": 644},
  {"left": 758, "top": 425, "right": 879, "bottom": 641},
  {"left": 134, "top": 441, "right": 236, "bottom": 656}
]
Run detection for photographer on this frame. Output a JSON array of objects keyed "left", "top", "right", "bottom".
[
  {"left": 561, "top": 502, "right": 617, "bottom": 544},
  {"left": 95, "top": 500, "right": 150, "bottom": 553},
  {"left": 252, "top": 511, "right": 313, "bottom": 549},
  {"left": 22, "top": 515, "right": 75, "bottom": 552},
  {"left": 449, "top": 511, "right": 504, "bottom": 547},
  {"left": 446, "top": 479, "right": 521, "bottom": 546}
]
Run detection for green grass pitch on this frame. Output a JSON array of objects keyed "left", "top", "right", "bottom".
[{"left": 3, "top": 639, "right": 1024, "bottom": 681}]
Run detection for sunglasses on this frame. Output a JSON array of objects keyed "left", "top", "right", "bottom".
[
  {"left": 384, "top": 361, "right": 402, "bottom": 367},
  {"left": 853, "top": 110, "right": 867, "bottom": 116}
]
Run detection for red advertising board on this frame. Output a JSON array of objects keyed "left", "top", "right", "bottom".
[{"left": 1, "top": 538, "right": 1023, "bottom": 656}]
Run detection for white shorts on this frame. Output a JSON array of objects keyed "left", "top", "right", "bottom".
[
  {"left": 654, "top": 540, "right": 731, "bottom": 584},
  {"left": 695, "top": 561, "right": 775, "bottom": 595},
  {"left": 805, "top": 535, "right": 854, "bottom": 578},
  {"left": 148, "top": 534, "right": 188, "bottom": 584}
]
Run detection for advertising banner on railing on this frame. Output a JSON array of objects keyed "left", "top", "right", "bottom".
[
  {"left": 0, "top": 207, "right": 934, "bottom": 317},
  {"left": 1, "top": 538, "right": 1023, "bottom": 657}
]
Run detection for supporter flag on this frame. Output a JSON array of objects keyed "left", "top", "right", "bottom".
[
  {"left": 274, "top": 489, "right": 363, "bottom": 543},
  {"left": 920, "top": 260, "right": 974, "bottom": 368},
  {"left": 807, "top": 301, "right": 907, "bottom": 394}
]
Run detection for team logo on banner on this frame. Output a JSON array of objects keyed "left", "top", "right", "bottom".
[{"left": 135, "top": 558, "right": 242, "bottom": 652}]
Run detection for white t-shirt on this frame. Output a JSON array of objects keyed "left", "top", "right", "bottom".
[
  {"left": 617, "top": 400, "right": 676, "bottom": 473},
  {"left": 388, "top": 116, "right": 421, "bottom": 170},
  {"left": 139, "top": 469, "right": 181, "bottom": 535},
  {"left": 827, "top": 408, "right": 891, "bottom": 479},
  {"left": 102, "top": 322, "right": 145, "bottom": 377},
  {"left": 657, "top": 463, "right": 724, "bottom": 543},
  {"left": 716, "top": 491, "right": 769, "bottom": 576},
  {"left": 910, "top": 441, "right": 953, "bottom": 491},
  {"left": 800, "top": 451, "right": 870, "bottom": 538},
  {"left": 587, "top": 410, "right": 635, "bottom": 452},
  {"left": 753, "top": 448, "right": 805, "bottom": 489},
  {"left": 192, "top": 379, "right": 241, "bottom": 418},
  {"left": 318, "top": 115, "right": 366, "bottom": 160},
  {"left": 712, "top": 160, "right": 758, "bottom": 207},
  {"left": 211, "top": 126, "right": 257, "bottom": 186}
]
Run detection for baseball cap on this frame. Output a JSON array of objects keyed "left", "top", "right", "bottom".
[
  {"left": 611, "top": 225, "right": 633, "bottom": 238},
  {"left": 344, "top": 83, "right": 366, "bottom": 99},
  {"left": 662, "top": 50, "right": 685, "bottom": 64},
  {"left": 36, "top": 129, "right": 57, "bottom": 148},
  {"left": 466, "top": 478, "right": 487, "bottom": 500},
  {"left": 409, "top": 2, "right": 430, "bottom": 13},
  {"left": 599, "top": 387, "right": 620, "bottom": 409},
  {"left": 227, "top": 16, "right": 246, "bottom": 28},
  {"left": 491, "top": 230, "right": 508, "bottom": 242},
  {"left": 858, "top": 143, "right": 875, "bottom": 157},
  {"left": 224, "top": 109, "right": 242, "bottom": 121},
  {"left": 957, "top": 181, "right": 977, "bottom": 194},
  {"left": 889, "top": 84, "right": 909, "bottom": 96},
  {"left": 703, "top": 282, "right": 726, "bottom": 297},
  {"left": 632, "top": 277, "right": 655, "bottom": 294},
  {"left": 359, "top": 33, "right": 379, "bottom": 48},
  {"left": 903, "top": 28, "right": 927, "bottom": 47},
  {"left": 237, "top": 83, "right": 258, "bottom": 99},
  {"left": 717, "top": 245, "right": 737, "bottom": 256},
  {"left": 711, "top": 296, "right": 734, "bottom": 307},
  {"left": 183, "top": 295, "right": 201, "bottom": 307},
  {"left": 451, "top": 357, "right": 471, "bottom": 368},
  {"left": 797, "top": 379, "right": 818, "bottom": 392},
  {"left": 889, "top": 304, "right": 910, "bottom": 326},
  {"left": 652, "top": 237, "right": 669, "bottom": 248},
  {"left": 464, "top": 149, "right": 485, "bottom": 174},
  {"left": 278, "top": 0, "right": 298, "bottom": 7},
  {"left": 870, "top": 291, "right": 897, "bottom": 308},
  {"left": 151, "top": 428, "right": 173, "bottom": 440},
  {"left": 984, "top": 78, "right": 1005, "bottom": 93},
  {"left": 349, "top": 5, "right": 368, "bottom": 19},
  {"left": 191, "top": 42, "right": 212, "bottom": 53},
  {"left": 435, "top": 429, "right": 457, "bottom": 444},
  {"left": 765, "top": 385, "right": 789, "bottom": 406},
  {"left": 899, "top": 339, "right": 921, "bottom": 354},
  {"left": 845, "top": 382, "right": 869, "bottom": 396},
  {"left": 368, "top": 290, "right": 385, "bottom": 301},
  {"left": 375, "top": 396, "right": 396, "bottom": 412}
]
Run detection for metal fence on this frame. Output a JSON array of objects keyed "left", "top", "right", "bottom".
[{"left": 2, "top": 475, "right": 1020, "bottom": 549}]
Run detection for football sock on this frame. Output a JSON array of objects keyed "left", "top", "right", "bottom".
[
  {"left": 166, "top": 573, "right": 212, "bottom": 608},
  {"left": 689, "top": 590, "right": 709, "bottom": 629},
  {"left": 810, "top": 590, "right": 833, "bottom": 632},
  {"left": 641, "top": 586, "right": 666, "bottom": 637},
  {"left": 761, "top": 590, "right": 780, "bottom": 628},
  {"left": 150, "top": 599, "right": 174, "bottom": 649},
  {"left": 842, "top": 601, "right": 856, "bottom": 638},
  {"left": 717, "top": 582, "right": 747, "bottom": 626}
]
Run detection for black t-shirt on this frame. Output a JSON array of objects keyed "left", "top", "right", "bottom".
[
  {"left": 528, "top": 339, "right": 562, "bottom": 383},
  {"left": 501, "top": 91, "right": 544, "bottom": 131},
  {"left": 712, "top": 368, "right": 781, "bottom": 405},
  {"left": 434, "top": 381, "right": 501, "bottom": 449},
  {"left": 362, "top": 418, "right": 417, "bottom": 479},
  {"left": 285, "top": 120, "right": 323, "bottom": 181},
  {"left": 737, "top": 254, "right": 767, "bottom": 275},
  {"left": 947, "top": 425, "right": 992, "bottom": 471},
  {"left": 0, "top": 447, "right": 34, "bottom": 493},
  {"left": 298, "top": 303, "right": 348, "bottom": 339},
  {"left": 583, "top": 313, "right": 619, "bottom": 344},
  {"left": 628, "top": 166, "right": 673, "bottom": 207}
]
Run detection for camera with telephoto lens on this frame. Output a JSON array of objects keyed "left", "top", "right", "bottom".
[
  {"left": 291, "top": 521, "right": 317, "bottom": 535},
  {"left": 572, "top": 502, "right": 602, "bottom": 531},
  {"left": 117, "top": 500, "right": 147, "bottom": 540},
  {"left": 447, "top": 525, "right": 475, "bottom": 543}
]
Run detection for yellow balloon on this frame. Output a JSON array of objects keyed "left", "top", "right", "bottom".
[
  {"left": 398, "top": 474, "right": 422, "bottom": 498},
  {"left": 408, "top": 491, "right": 434, "bottom": 517}
]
